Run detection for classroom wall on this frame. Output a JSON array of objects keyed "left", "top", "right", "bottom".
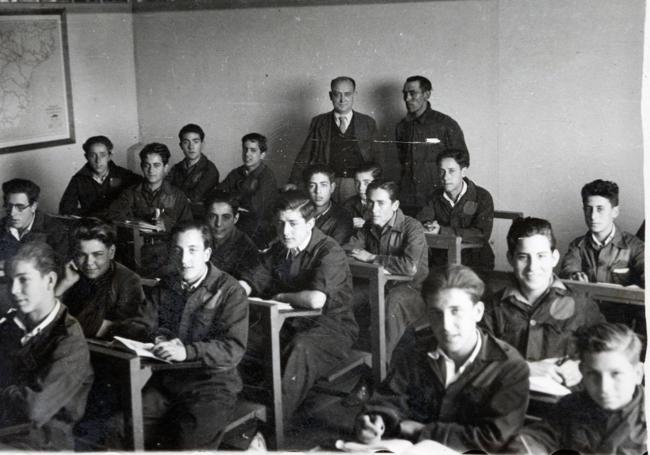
[{"left": 0, "top": 12, "right": 140, "bottom": 213}]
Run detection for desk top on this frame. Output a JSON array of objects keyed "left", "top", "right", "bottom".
[{"left": 88, "top": 339, "right": 203, "bottom": 371}]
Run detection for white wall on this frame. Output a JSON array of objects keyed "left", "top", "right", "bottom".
[{"left": 0, "top": 12, "right": 140, "bottom": 213}]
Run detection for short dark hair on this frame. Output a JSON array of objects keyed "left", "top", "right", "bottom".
[
  {"left": 581, "top": 179, "right": 619, "bottom": 207},
  {"left": 406, "top": 75, "right": 432, "bottom": 92},
  {"left": 7, "top": 241, "right": 59, "bottom": 279},
  {"left": 170, "top": 221, "right": 212, "bottom": 250},
  {"left": 303, "top": 163, "right": 335, "bottom": 185},
  {"left": 366, "top": 180, "right": 400, "bottom": 202},
  {"left": 71, "top": 218, "right": 116, "bottom": 249},
  {"left": 241, "top": 133, "right": 268, "bottom": 153},
  {"left": 82, "top": 135, "right": 114, "bottom": 154},
  {"left": 354, "top": 162, "right": 383, "bottom": 180},
  {"left": 204, "top": 190, "right": 240, "bottom": 214},
  {"left": 330, "top": 76, "right": 356, "bottom": 91},
  {"left": 178, "top": 123, "right": 205, "bottom": 142},
  {"left": 422, "top": 265, "right": 485, "bottom": 307},
  {"left": 436, "top": 148, "right": 470, "bottom": 169},
  {"left": 506, "top": 217, "right": 557, "bottom": 254},
  {"left": 274, "top": 190, "right": 316, "bottom": 221},
  {"left": 575, "top": 322, "right": 642, "bottom": 364},
  {"left": 2, "top": 178, "right": 40, "bottom": 204},
  {"left": 139, "top": 143, "right": 171, "bottom": 165}
]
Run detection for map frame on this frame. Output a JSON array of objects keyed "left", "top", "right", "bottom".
[{"left": 0, "top": 9, "right": 75, "bottom": 155}]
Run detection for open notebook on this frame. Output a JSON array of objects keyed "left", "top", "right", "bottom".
[{"left": 113, "top": 336, "right": 171, "bottom": 363}]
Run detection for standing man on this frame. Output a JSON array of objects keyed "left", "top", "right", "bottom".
[
  {"left": 397, "top": 75, "right": 467, "bottom": 207},
  {"left": 289, "top": 77, "right": 377, "bottom": 203}
]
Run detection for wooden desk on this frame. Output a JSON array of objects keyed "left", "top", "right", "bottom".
[
  {"left": 424, "top": 232, "right": 483, "bottom": 265},
  {"left": 348, "top": 260, "right": 412, "bottom": 384},
  {"left": 87, "top": 341, "right": 202, "bottom": 451},
  {"left": 561, "top": 279, "right": 645, "bottom": 306},
  {"left": 113, "top": 220, "right": 166, "bottom": 271},
  {"left": 247, "top": 299, "right": 321, "bottom": 450}
]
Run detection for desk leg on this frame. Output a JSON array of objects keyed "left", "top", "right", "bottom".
[
  {"left": 122, "top": 358, "right": 151, "bottom": 451},
  {"left": 259, "top": 306, "right": 284, "bottom": 450},
  {"left": 369, "top": 274, "right": 387, "bottom": 385},
  {"left": 449, "top": 241, "right": 461, "bottom": 265},
  {"left": 132, "top": 227, "right": 143, "bottom": 271}
]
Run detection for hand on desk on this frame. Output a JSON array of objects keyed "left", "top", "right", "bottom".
[
  {"left": 152, "top": 337, "right": 187, "bottom": 362},
  {"left": 528, "top": 358, "right": 581, "bottom": 387},
  {"left": 569, "top": 272, "right": 589, "bottom": 282},
  {"left": 423, "top": 220, "right": 440, "bottom": 234},
  {"left": 349, "top": 249, "right": 377, "bottom": 263},
  {"left": 354, "top": 414, "right": 385, "bottom": 445},
  {"left": 399, "top": 420, "right": 425, "bottom": 439},
  {"left": 352, "top": 217, "right": 366, "bottom": 229}
]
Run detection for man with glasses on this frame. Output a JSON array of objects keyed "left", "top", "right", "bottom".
[{"left": 0, "top": 179, "right": 68, "bottom": 265}]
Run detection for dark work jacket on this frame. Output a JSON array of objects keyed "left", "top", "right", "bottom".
[
  {"left": 344, "top": 209, "right": 429, "bottom": 288},
  {"left": 59, "top": 161, "right": 141, "bottom": 218},
  {"left": 560, "top": 226, "right": 645, "bottom": 287},
  {"left": 396, "top": 103, "right": 467, "bottom": 206},
  {"left": 0, "top": 305, "right": 93, "bottom": 450},
  {"left": 240, "top": 228, "right": 358, "bottom": 342},
  {"left": 511, "top": 387, "right": 646, "bottom": 455},
  {"left": 482, "top": 276, "right": 605, "bottom": 360},
  {"left": 342, "top": 195, "right": 368, "bottom": 221},
  {"left": 363, "top": 329, "right": 529, "bottom": 453},
  {"left": 417, "top": 178, "right": 495, "bottom": 270},
  {"left": 289, "top": 111, "right": 377, "bottom": 184},
  {"left": 210, "top": 227, "right": 260, "bottom": 280},
  {"left": 168, "top": 154, "right": 219, "bottom": 204},
  {"left": 314, "top": 202, "right": 354, "bottom": 245},
  {"left": 61, "top": 261, "right": 145, "bottom": 338},
  {"left": 0, "top": 211, "right": 69, "bottom": 263}
]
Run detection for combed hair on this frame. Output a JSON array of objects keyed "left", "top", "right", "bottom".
[
  {"left": 575, "top": 322, "right": 642, "bottom": 364},
  {"left": 354, "top": 162, "right": 383, "bottom": 180},
  {"left": 406, "top": 75, "right": 432, "bottom": 92},
  {"left": 422, "top": 265, "right": 485, "bottom": 307},
  {"left": 331, "top": 76, "right": 356, "bottom": 91},
  {"left": 71, "top": 218, "right": 116, "bottom": 249},
  {"left": 178, "top": 123, "right": 205, "bottom": 142},
  {"left": 274, "top": 190, "right": 316, "bottom": 221},
  {"left": 366, "top": 180, "right": 400, "bottom": 202},
  {"left": 7, "top": 241, "right": 60, "bottom": 279},
  {"left": 170, "top": 221, "right": 212, "bottom": 250},
  {"left": 436, "top": 148, "right": 470, "bottom": 169},
  {"left": 241, "top": 132, "right": 268, "bottom": 153},
  {"left": 204, "top": 190, "right": 240, "bottom": 214},
  {"left": 581, "top": 179, "right": 619, "bottom": 207},
  {"left": 82, "top": 135, "right": 114, "bottom": 154},
  {"left": 2, "top": 178, "right": 40, "bottom": 204},
  {"left": 506, "top": 216, "right": 557, "bottom": 254},
  {"left": 139, "top": 143, "right": 171, "bottom": 165},
  {"left": 303, "top": 163, "right": 335, "bottom": 184}
]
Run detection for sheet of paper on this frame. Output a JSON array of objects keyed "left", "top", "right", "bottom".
[
  {"left": 113, "top": 336, "right": 170, "bottom": 363},
  {"left": 248, "top": 296, "right": 293, "bottom": 311},
  {"left": 530, "top": 375, "right": 571, "bottom": 396}
]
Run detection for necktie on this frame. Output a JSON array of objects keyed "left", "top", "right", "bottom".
[{"left": 339, "top": 116, "right": 348, "bottom": 134}]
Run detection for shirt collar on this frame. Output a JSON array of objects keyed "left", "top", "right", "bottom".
[
  {"left": 8, "top": 213, "right": 36, "bottom": 241},
  {"left": 501, "top": 275, "right": 567, "bottom": 306},
  {"left": 591, "top": 224, "right": 616, "bottom": 248},
  {"left": 315, "top": 202, "right": 332, "bottom": 220},
  {"left": 13, "top": 300, "right": 61, "bottom": 346},
  {"left": 181, "top": 265, "right": 209, "bottom": 292},
  {"left": 443, "top": 179, "right": 468, "bottom": 207},
  {"left": 428, "top": 328, "right": 482, "bottom": 387}
]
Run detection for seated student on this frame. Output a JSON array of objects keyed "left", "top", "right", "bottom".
[
  {"left": 416, "top": 148, "right": 495, "bottom": 270},
  {"left": 168, "top": 124, "right": 220, "bottom": 217},
  {"left": 342, "top": 161, "right": 382, "bottom": 230},
  {"left": 0, "top": 242, "right": 93, "bottom": 450},
  {"left": 238, "top": 190, "right": 358, "bottom": 423},
  {"left": 354, "top": 265, "right": 529, "bottom": 453},
  {"left": 509, "top": 322, "right": 646, "bottom": 454},
  {"left": 55, "top": 218, "right": 145, "bottom": 339},
  {"left": 219, "top": 132, "right": 278, "bottom": 248},
  {"left": 343, "top": 180, "right": 428, "bottom": 405},
  {"left": 482, "top": 217, "right": 605, "bottom": 387},
  {"left": 59, "top": 135, "right": 140, "bottom": 218},
  {"left": 113, "top": 222, "right": 248, "bottom": 450},
  {"left": 560, "top": 179, "right": 645, "bottom": 287},
  {"left": 204, "top": 191, "right": 260, "bottom": 280},
  {"left": 0, "top": 178, "right": 68, "bottom": 264},
  {"left": 304, "top": 163, "right": 354, "bottom": 245},
  {"left": 108, "top": 142, "right": 193, "bottom": 231}
]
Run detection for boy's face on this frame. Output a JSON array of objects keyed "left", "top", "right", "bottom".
[
  {"left": 9, "top": 259, "right": 56, "bottom": 320},
  {"left": 85, "top": 143, "right": 111, "bottom": 176},
  {"left": 74, "top": 239, "right": 115, "bottom": 280},
  {"left": 580, "top": 350, "right": 643, "bottom": 411},
  {"left": 4, "top": 192, "right": 37, "bottom": 231},
  {"left": 427, "top": 288, "right": 483, "bottom": 361},
  {"left": 277, "top": 209, "right": 314, "bottom": 249},
  {"left": 174, "top": 229, "right": 211, "bottom": 284},
  {"left": 141, "top": 153, "right": 168, "bottom": 186},
  {"left": 508, "top": 234, "right": 560, "bottom": 295},
  {"left": 583, "top": 195, "right": 619, "bottom": 238},
  {"left": 439, "top": 157, "right": 467, "bottom": 196},
  {"left": 242, "top": 140, "right": 265, "bottom": 172},
  {"left": 308, "top": 173, "right": 335, "bottom": 208},
  {"left": 206, "top": 201, "right": 238, "bottom": 240},
  {"left": 354, "top": 171, "right": 375, "bottom": 203},
  {"left": 179, "top": 132, "right": 204, "bottom": 163},
  {"left": 368, "top": 188, "right": 399, "bottom": 228}
]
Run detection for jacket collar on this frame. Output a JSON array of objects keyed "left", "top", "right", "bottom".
[{"left": 500, "top": 275, "right": 568, "bottom": 306}]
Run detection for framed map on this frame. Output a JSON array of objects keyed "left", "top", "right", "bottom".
[{"left": 0, "top": 10, "right": 75, "bottom": 154}]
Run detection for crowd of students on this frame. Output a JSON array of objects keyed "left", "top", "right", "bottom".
[{"left": 0, "top": 74, "right": 646, "bottom": 453}]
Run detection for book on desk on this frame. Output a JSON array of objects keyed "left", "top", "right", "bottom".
[{"left": 89, "top": 336, "right": 171, "bottom": 363}]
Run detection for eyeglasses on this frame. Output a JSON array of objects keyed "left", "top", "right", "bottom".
[{"left": 4, "top": 202, "right": 32, "bottom": 212}]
